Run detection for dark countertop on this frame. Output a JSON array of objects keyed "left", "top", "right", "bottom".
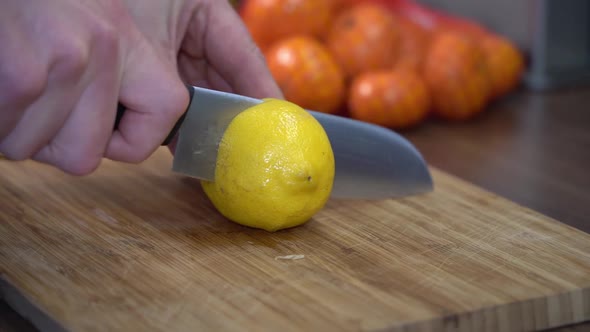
[
  {"left": 1, "top": 86, "right": 589, "bottom": 331},
  {"left": 404, "top": 85, "right": 590, "bottom": 234}
]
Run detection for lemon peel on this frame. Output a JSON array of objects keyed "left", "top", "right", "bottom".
[{"left": 201, "top": 98, "right": 335, "bottom": 232}]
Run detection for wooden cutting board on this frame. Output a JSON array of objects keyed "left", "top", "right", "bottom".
[{"left": 0, "top": 148, "right": 589, "bottom": 332}]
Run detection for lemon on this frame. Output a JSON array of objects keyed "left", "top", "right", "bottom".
[{"left": 200, "top": 98, "right": 335, "bottom": 232}]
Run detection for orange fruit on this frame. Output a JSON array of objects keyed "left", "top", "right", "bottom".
[
  {"left": 240, "top": 0, "right": 334, "bottom": 51},
  {"left": 325, "top": 3, "right": 401, "bottom": 79},
  {"left": 422, "top": 31, "right": 492, "bottom": 121},
  {"left": 328, "top": 0, "right": 361, "bottom": 13},
  {"left": 348, "top": 69, "right": 431, "bottom": 129},
  {"left": 480, "top": 34, "right": 525, "bottom": 99},
  {"left": 265, "top": 35, "right": 346, "bottom": 114},
  {"left": 393, "top": 17, "right": 432, "bottom": 72}
]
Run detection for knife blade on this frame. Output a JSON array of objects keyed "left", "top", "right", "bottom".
[{"left": 115, "top": 84, "right": 433, "bottom": 199}]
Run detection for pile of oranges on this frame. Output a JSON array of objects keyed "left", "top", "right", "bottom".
[{"left": 238, "top": 0, "right": 525, "bottom": 130}]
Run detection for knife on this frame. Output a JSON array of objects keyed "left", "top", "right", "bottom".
[{"left": 115, "top": 84, "right": 433, "bottom": 199}]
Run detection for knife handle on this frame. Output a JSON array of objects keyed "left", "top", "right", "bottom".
[{"left": 114, "top": 83, "right": 195, "bottom": 146}]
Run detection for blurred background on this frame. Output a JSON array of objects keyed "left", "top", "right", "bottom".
[
  {"left": 417, "top": 0, "right": 590, "bottom": 92},
  {"left": 230, "top": 0, "right": 589, "bottom": 130}
]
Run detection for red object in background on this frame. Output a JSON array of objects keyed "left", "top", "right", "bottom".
[
  {"left": 383, "top": 0, "right": 525, "bottom": 101},
  {"left": 237, "top": 0, "right": 526, "bottom": 126},
  {"left": 360, "top": 0, "right": 490, "bottom": 37},
  {"left": 356, "top": 0, "right": 525, "bottom": 107}
]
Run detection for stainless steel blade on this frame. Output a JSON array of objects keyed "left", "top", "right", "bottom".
[
  {"left": 310, "top": 112, "right": 433, "bottom": 199},
  {"left": 172, "top": 87, "right": 261, "bottom": 181},
  {"left": 172, "top": 86, "right": 433, "bottom": 199}
]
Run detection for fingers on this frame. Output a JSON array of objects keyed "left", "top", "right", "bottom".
[
  {"left": 0, "top": 4, "right": 123, "bottom": 174},
  {"left": 0, "top": 1, "right": 190, "bottom": 174},
  {"left": 33, "top": 62, "right": 120, "bottom": 175},
  {"left": 1, "top": 17, "right": 188, "bottom": 169},
  {"left": 202, "top": 0, "right": 283, "bottom": 99},
  {"left": 0, "top": 22, "right": 47, "bottom": 143},
  {"left": 0, "top": 59, "right": 84, "bottom": 161},
  {"left": 3, "top": 0, "right": 266, "bottom": 173},
  {"left": 105, "top": 38, "right": 189, "bottom": 163}
]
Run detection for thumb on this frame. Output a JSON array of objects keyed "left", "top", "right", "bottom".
[{"left": 105, "top": 37, "right": 189, "bottom": 163}]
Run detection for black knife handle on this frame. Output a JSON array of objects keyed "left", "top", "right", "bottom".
[{"left": 114, "top": 83, "right": 195, "bottom": 146}]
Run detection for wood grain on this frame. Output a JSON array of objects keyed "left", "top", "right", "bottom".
[{"left": 0, "top": 148, "right": 589, "bottom": 332}]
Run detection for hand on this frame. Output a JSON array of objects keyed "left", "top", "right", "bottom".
[
  {"left": 0, "top": 0, "right": 189, "bottom": 175},
  {"left": 121, "top": 0, "right": 284, "bottom": 151}
]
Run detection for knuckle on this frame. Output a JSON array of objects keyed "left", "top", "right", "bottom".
[
  {"left": 105, "top": 140, "right": 154, "bottom": 164},
  {"left": 0, "top": 147, "right": 32, "bottom": 162},
  {"left": 91, "top": 19, "right": 118, "bottom": 49},
  {"left": 108, "top": 152, "right": 140, "bottom": 164},
  {"left": 54, "top": 39, "right": 89, "bottom": 78},
  {"left": 122, "top": 144, "right": 155, "bottom": 164},
  {"left": 48, "top": 142, "right": 102, "bottom": 176},
  {"left": 123, "top": 147, "right": 153, "bottom": 164},
  {"left": 0, "top": 62, "right": 47, "bottom": 102},
  {"left": 60, "top": 154, "right": 101, "bottom": 176}
]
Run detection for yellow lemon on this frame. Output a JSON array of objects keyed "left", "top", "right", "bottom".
[{"left": 201, "top": 98, "right": 335, "bottom": 232}]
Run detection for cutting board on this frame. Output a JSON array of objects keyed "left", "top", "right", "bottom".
[{"left": 0, "top": 148, "right": 589, "bottom": 332}]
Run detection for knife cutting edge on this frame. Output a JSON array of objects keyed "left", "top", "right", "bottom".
[{"left": 115, "top": 84, "right": 433, "bottom": 199}]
